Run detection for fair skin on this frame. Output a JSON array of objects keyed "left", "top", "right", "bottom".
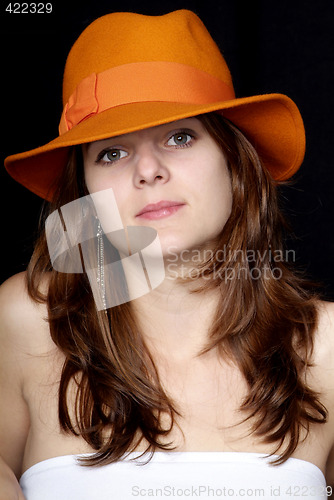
[
  {"left": 83, "top": 118, "right": 233, "bottom": 260},
  {"left": 83, "top": 118, "right": 232, "bottom": 348},
  {"left": 1, "top": 118, "right": 334, "bottom": 499}
]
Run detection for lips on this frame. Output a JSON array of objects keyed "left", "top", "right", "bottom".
[{"left": 135, "top": 200, "right": 185, "bottom": 220}]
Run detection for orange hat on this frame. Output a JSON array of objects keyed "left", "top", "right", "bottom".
[{"left": 4, "top": 9, "right": 305, "bottom": 201}]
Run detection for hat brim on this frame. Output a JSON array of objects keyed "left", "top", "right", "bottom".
[{"left": 4, "top": 93, "right": 305, "bottom": 201}]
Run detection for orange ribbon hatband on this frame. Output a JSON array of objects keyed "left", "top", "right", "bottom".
[{"left": 59, "top": 61, "right": 235, "bottom": 135}]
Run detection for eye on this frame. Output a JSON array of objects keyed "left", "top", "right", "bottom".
[
  {"left": 166, "top": 132, "right": 193, "bottom": 147},
  {"left": 96, "top": 148, "right": 128, "bottom": 165}
]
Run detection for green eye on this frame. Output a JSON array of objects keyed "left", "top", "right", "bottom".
[
  {"left": 99, "top": 149, "right": 128, "bottom": 164},
  {"left": 167, "top": 132, "right": 193, "bottom": 147},
  {"left": 106, "top": 150, "right": 120, "bottom": 161}
]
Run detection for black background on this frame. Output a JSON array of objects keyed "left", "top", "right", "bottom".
[{"left": 1, "top": 0, "right": 334, "bottom": 298}]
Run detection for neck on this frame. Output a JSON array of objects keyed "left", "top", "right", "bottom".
[{"left": 131, "top": 267, "right": 220, "bottom": 361}]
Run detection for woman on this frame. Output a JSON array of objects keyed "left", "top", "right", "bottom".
[{"left": 1, "top": 9, "right": 334, "bottom": 500}]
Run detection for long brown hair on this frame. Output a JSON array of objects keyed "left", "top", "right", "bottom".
[{"left": 27, "top": 112, "right": 327, "bottom": 466}]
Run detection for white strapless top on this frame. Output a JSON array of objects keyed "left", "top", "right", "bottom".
[{"left": 19, "top": 451, "right": 329, "bottom": 500}]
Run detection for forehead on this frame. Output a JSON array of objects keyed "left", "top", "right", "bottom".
[{"left": 84, "top": 117, "right": 203, "bottom": 151}]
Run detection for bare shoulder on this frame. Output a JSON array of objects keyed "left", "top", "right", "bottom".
[
  {"left": 0, "top": 272, "right": 55, "bottom": 477},
  {"left": 0, "top": 271, "right": 53, "bottom": 355},
  {"left": 313, "top": 301, "right": 334, "bottom": 486},
  {"left": 306, "top": 300, "right": 334, "bottom": 433},
  {"left": 0, "top": 271, "right": 39, "bottom": 315},
  {"left": 0, "top": 270, "right": 46, "bottom": 314},
  {"left": 309, "top": 300, "right": 334, "bottom": 390},
  {"left": 313, "top": 300, "right": 334, "bottom": 367}
]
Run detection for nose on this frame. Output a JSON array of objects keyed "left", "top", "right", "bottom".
[{"left": 133, "top": 144, "right": 170, "bottom": 188}]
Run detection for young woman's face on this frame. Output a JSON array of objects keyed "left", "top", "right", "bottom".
[{"left": 83, "top": 117, "right": 232, "bottom": 257}]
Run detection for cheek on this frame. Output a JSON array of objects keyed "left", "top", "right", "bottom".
[
  {"left": 84, "top": 167, "right": 107, "bottom": 194},
  {"left": 84, "top": 166, "right": 122, "bottom": 196},
  {"left": 217, "top": 166, "right": 233, "bottom": 213},
  {"left": 84, "top": 168, "right": 131, "bottom": 225},
  {"left": 209, "top": 175, "right": 232, "bottom": 238},
  {"left": 208, "top": 180, "right": 232, "bottom": 233},
  {"left": 201, "top": 159, "right": 233, "bottom": 220}
]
